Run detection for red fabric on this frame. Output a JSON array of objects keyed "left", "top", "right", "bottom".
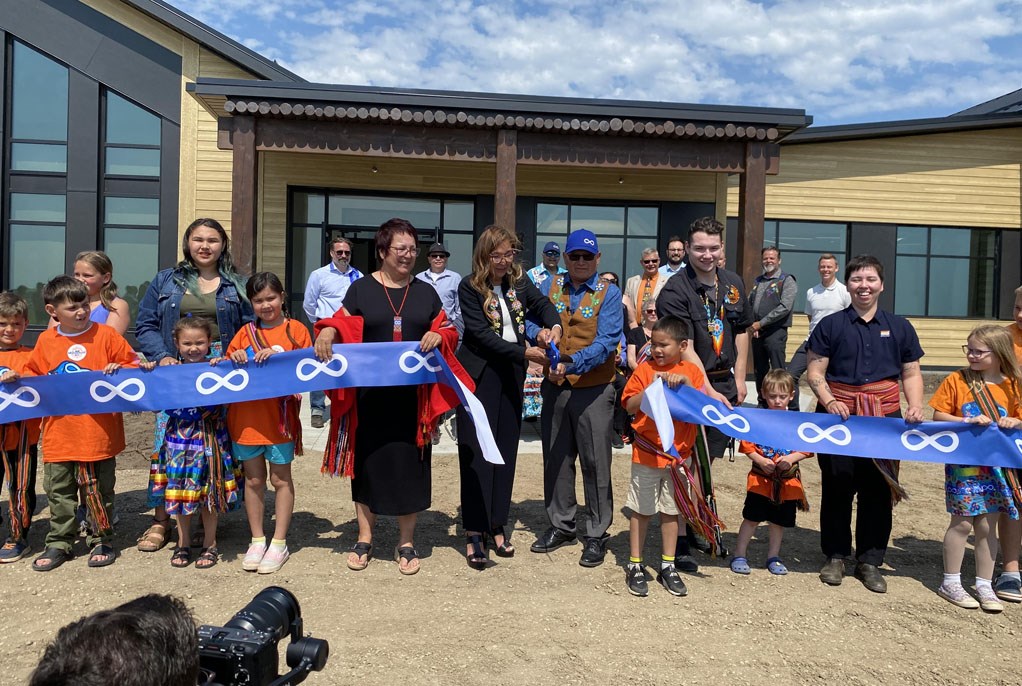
[{"left": 416, "top": 311, "right": 475, "bottom": 449}]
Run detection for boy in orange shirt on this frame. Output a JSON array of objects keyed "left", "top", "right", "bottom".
[
  {"left": 621, "top": 316, "right": 705, "bottom": 597},
  {"left": 2, "top": 277, "right": 137, "bottom": 571},
  {"left": 730, "top": 369, "right": 812, "bottom": 576},
  {"left": 0, "top": 292, "right": 41, "bottom": 562}
]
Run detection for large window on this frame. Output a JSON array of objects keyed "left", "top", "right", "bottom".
[
  {"left": 10, "top": 42, "right": 68, "bottom": 173},
  {"left": 762, "top": 220, "right": 848, "bottom": 311},
  {"left": 105, "top": 92, "right": 161, "bottom": 177},
  {"left": 9, "top": 194, "right": 67, "bottom": 324},
  {"left": 895, "top": 226, "right": 997, "bottom": 318},
  {"left": 535, "top": 202, "right": 658, "bottom": 281}
]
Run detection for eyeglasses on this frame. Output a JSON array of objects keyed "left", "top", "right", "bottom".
[
  {"left": 642, "top": 259, "right": 659, "bottom": 265},
  {"left": 543, "top": 250, "right": 560, "bottom": 257},
  {"left": 334, "top": 250, "right": 351, "bottom": 256},
  {"left": 566, "top": 253, "right": 596, "bottom": 262},
  {"left": 429, "top": 253, "right": 447, "bottom": 259},
  {"left": 600, "top": 277, "right": 617, "bottom": 284},
  {"left": 490, "top": 250, "right": 520, "bottom": 263},
  {"left": 389, "top": 245, "right": 419, "bottom": 257},
  {"left": 962, "top": 345, "right": 992, "bottom": 357}
]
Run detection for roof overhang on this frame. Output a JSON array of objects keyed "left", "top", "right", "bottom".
[{"left": 786, "top": 112, "right": 1022, "bottom": 145}]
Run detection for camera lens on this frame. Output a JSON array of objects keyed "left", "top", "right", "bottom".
[{"left": 224, "top": 586, "right": 300, "bottom": 642}]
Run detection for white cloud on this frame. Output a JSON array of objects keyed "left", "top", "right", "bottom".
[{"left": 166, "top": 0, "right": 1022, "bottom": 124}]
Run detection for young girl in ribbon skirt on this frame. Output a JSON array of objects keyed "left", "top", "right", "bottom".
[
  {"left": 930, "top": 325, "right": 1022, "bottom": 613},
  {"left": 219, "top": 272, "right": 311, "bottom": 574},
  {"left": 142, "top": 316, "right": 238, "bottom": 569}
]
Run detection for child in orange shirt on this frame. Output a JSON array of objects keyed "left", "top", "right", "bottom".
[
  {"left": 0, "top": 292, "right": 41, "bottom": 562},
  {"left": 218, "top": 272, "right": 311, "bottom": 574},
  {"left": 2, "top": 277, "right": 138, "bottom": 571},
  {"left": 730, "top": 369, "right": 812, "bottom": 576},
  {"left": 621, "top": 316, "right": 705, "bottom": 598}
]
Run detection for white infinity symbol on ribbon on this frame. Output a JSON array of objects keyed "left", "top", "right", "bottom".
[
  {"left": 399, "top": 351, "right": 442, "bottom": 374},
  {"left": 0, "top": 386, "right": 41, "bottom": 411},
  {"left": 1015, "top": 438, "right": 1022, "bottom": 455},
  {"left": 700, "top": 405, "right": 750, "bottom": 433},
  {"left": 797, "top": 422, "right": 853, "bottom": 446},
  {"left": 196, "top": 369, "right": 250, "bottom": 395},
  {"left": 89, "top": 378, "right": 146, "bottom": 403},
  {"left": 900, "top": 429, "right": 959, "bottom": 454},
  {"left": 295, "top": 355, "right": 349, "bottom": 381}
]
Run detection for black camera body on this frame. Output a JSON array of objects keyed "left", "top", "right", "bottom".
[{"left": 197, "top": 586, "right": 329, "bottom": 686}]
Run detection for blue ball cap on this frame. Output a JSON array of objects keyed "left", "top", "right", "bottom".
[
  {"left": 542, "top": 241, "right": 561, "bottom": 255},
  {"left": 565, "top": 228, "right": 599, "bottom": 255}
]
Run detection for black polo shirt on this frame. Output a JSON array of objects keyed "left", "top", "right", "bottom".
[
  {"left": 656, "top": 264, "right": 753, "bottom": 374},
  {"left": 807, "top": 306, "right": 923, "bottom": 384}
]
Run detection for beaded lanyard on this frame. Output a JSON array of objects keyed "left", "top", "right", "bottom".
[
  {"left": 701, "top": 277, "right": 725, "bottom": 358},
  {"left": 381, "top": 276, "right": 411, "bottom": 341}
]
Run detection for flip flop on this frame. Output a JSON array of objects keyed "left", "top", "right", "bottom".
[
  {"left": 346, "top": 541, "right": 373, "bottom": 571},
  {"left": 730, "top": 556, "right": 752, "bottom": 575},
  {"left": 88, "top": 544, "right": 118, "bottom": 568},
  {"left": 766, "top": 557, "right": 788, "bottom": 575},
  {"left": 395, "top": 545, "right": 420, "bottom": 575},
  {"left": 33, "top": 547, "right": 73, "bottom": 572}
]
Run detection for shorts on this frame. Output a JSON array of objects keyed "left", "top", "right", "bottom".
[
  {"left": 233, "top": 442, "right": 295, "bottom": 465},
  {"left": 742, "top": 491, "right": 797, "bottom": 528},
  {"left": 625, "top": 462, "right": 680, "bottom": 517}
]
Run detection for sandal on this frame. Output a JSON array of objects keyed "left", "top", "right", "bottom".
[
  {"left": 490, "top": 527, "right": 515, "bottom": 558},
  {"left": 171, "top": 546, "right": 192, "bottom": 568},
  {"left": 196, "top": 547, "right": 219, "bottom": 569},
  {"left": 87, "top": 544, "right": 117, "bottom": 568},
  {"left": 730, "top": 556, "right": 752, "bottom": 575},
  {"left": 32, "top": 547, "right": 73, "bottom": 572},
  {"left": 466, "top": 534, "right": 487, "bottom": 570},
  {"left": 395, "top": 545, "right": 420, "bottom": 575},
  {"left": 766, "top": 557, "right": 788, "bottom": 575},
  {"left": 346, "top": 541, "right": 373, "bottom": 571},
  {"left": 137, "top": 517, "right": 172, "bottom": 553}
]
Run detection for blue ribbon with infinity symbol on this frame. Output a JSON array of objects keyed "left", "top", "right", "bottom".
[
  {"left": 0, "top": 342, "right": 503, "bottom": 464},
  {"left": 644, "top": 382, "right": 1022, "bottom": 469}
]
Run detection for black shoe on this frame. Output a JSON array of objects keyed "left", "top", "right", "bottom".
[
  {"left": 657, "top": 565, "right": 688, "bottom": 596},
  {"left": 579, "top": 537, "right": 607, "bottom": 567},
  {"left": 854, "top": 562, "right": 887, "bottom": 593},
  {"left": 686, "top": 530, "right": 713, "bottom": 555},
  {"left": 626, "top": 565, "right": 648, "bottom": 597},
  {"left": 819, "top": 557, "right": 845, "bottom": 586},
  {"left": 611, "top": 434, "right": 624, "bottom": 449},
  {"left": 674, "top": 554, "right": 699, "bottom": 573},
  {"left": 310, "top": 413, "right": 325, "bottom": 429},
  {"left": 530, "top": 527, "right": 577, "bottom": 553}
]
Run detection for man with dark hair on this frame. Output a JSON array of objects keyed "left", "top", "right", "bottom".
[
  {"left": 30, "top": 594, "right": 199, "bottom": 686},
  {"left": 807, "top": 254, "right": 924, "bottom": 594},
  {"left": 659, "top": 235, "right": 687, "bottom": 278},
  {"left": 748, "top": 246, "right": 797, "bottom": 406}
]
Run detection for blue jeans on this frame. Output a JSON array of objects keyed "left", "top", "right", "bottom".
[{"left": 310, "top": 390, "right": 326, "bottom": 416}]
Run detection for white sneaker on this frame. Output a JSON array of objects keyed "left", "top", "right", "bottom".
[
  {"left": 257, "top": 545, "right": 290, "bottom": 574},
  {"left": 242, "top": 539, "right": 267, "bottom": 571}
]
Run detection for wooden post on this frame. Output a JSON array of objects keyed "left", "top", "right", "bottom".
[
  {"left": 231, "top": 115, "right": 258, "bottom": 275},
  {"left": 736, "top": 142, "right": 766, "bottom": 291},
  {"left": 495, "top": 129, "right": 517, "bottom": 231}
]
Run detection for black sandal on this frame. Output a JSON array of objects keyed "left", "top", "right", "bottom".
[
  {"left": 33, "top": 547, "right": 73, "bottom": 572},
  {"left": 490, "top": 527, "right": 515, "bottom": 558},
  {"left": 395, "top": 545, "right": 420, "bottom": 575},
  {"left": 170, "top": 546, "right": 192, "bottom": 568},
  {"left": 346, "top": 541, "right": 373, "bottom": 571},
  {"left": 87, "top": 544, "right": 117, "bottom": 568},
  {"left": 466, "top": 534, "right": 487, "bottom": 570},
  {"left": 195, "top": 546, "right": 219, "bottom": 569}
]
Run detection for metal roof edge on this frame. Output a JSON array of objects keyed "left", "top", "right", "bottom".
[
  {"left": 952, "top": 88, "right": 1022, "bottom": 117},
  {"left": 784, "top": 112, "right": 1022, "bottom": 144}
]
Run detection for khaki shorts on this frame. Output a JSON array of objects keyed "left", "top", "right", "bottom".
[{"left": 625, "top": 462, "right": 680, "bottom": 517}]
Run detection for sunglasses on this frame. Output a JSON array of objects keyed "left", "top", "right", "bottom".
[
  {"left": 642, "top": 259, "right": 659, "bottom": 265},
  {"left": 566, "top": 253, "right": 596, "bottom": 262},
  {"left": 543, "top": 250, "right": 560, "bottom": 257},
  {"left": 334, "top": 250, "right": 351, "bottom": 256},
  {"left": 644, "top": 309, "right": 656, "bottom": 314}
]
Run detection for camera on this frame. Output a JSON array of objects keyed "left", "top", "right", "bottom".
[{"left": 198, "top": 586, "right": 329, "bottom": 686}]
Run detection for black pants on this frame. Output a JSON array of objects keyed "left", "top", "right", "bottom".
[
  {"left": 786, "top": 340, "right": 808, "bottom": 411},
  {"left": 457, "top": 362, "right": 523, "bottom": 533},
  {"left": 752, "top": 326, "right": 788, "bottom": 405},
  {"left": 818, "top": 406, "right": 901, "bottom": 566},
  {"left": 611, "top": 370, "right": 630, "bottom": 439}
]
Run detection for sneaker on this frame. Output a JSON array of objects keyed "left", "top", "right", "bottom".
[
  {"left": 0, "top": 539, "right": 30, "bottom": 563},
  {"left": 674, "top": 554, "right": 699, "bottom": 574},
  {"left": 257, "top": 545, "right": 290, "bottom": 574},
  {"left": 242, "top": 539, "right": 267, "bottom": 571},
  {"left": 937, "top": 582, "right": 979, "bottom": 609},
  {"left": 657, "top": 565, "right": 688, "bottom": 596},
  {"left": 310, "top": 414, "right": 325, "bottom": 429},
  {"left": 994, "top": 575, "right": 1022, "bottom": 603},
  {"left": 976, "top": 585, "right": 1004, "bottom": 613},
  {"left": 626, "top": 565, "right": 648, "bottom": 597}
]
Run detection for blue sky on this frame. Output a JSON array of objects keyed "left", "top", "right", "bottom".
[{"left": 168, "top": 0, "right": 1022, "bottom": 126}]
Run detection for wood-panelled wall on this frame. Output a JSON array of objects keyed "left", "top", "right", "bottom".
[{"left": 726, "top": 129, "right": 1022, "bottom": 228}]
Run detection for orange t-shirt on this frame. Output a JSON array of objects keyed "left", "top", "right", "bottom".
[
  {"left": 622, "top": 359, "right": 704, "bottom": 468},
  {"left": 24, "top": 324, "right": 138, "bottom": 462},
  {"left": 929, "top": 370, "right": 1020, "bottom": 420},
  {"left": 1007, "top": 323, "right": 1022, "bottom": 366},
  {"left": 739, "top": 439, "right": 808, "bottom": 503},
  {"left": 0, "top": 346, "right": 42, "bottom": 450},
  {"left": 226, "top": 320, "right": 312, "bottom": 445}
]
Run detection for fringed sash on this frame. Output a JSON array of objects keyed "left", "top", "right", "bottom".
[
  {"left": 247, "top": 321, "right": 304, "bottom": 456},
  {"left": 829, "top": 379, "right": 907, "bottom": 505},
  {"left": 750, "top": 459, "right": 810, "bottom": 512},
  {"left": 961, "top": 369, "right": 1022, "bottom": 509},
  {"left": 0, "top": 422, "right": 33, "bottom": 540}
]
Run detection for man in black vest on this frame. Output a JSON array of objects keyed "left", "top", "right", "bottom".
[{"left": 748, "top": 246, "right": 797, "bottom": 407}]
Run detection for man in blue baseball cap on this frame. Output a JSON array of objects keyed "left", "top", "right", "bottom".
[
  {"left": 527, "top": 241, "right": 567, "bottom": 287},
  {"left": 527, "top": 228, "right": 623, "bottom": 568}
]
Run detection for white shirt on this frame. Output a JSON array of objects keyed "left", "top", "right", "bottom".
[
  {"left": 303, "top": 262, "right": 363, "bottom": 320},
  {"left": 805, "top": 280, "right": 852, "bottom": 337},
  {"left": 493, "top": 285, "right": 517, "bottom": 343}
]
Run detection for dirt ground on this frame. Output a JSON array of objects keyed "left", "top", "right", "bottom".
[{"left": 2, "top": 404, "right": 1021, "bottom": 686}]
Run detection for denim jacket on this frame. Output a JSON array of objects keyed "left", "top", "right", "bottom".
[{"left": 135, "top": 267, "right": 253, "bottom": 362}]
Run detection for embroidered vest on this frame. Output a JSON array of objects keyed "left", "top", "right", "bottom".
[{"left": 550, "top": 277, "right": 616, "bottom": 388}]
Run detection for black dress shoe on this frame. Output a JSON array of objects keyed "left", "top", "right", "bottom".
[
  {"left": 854, "top": 562, "right": 887, "bottom": 593},
  {"left": 579, "top": 537, "right": 607, "bottom": 567},
  {"left": 819, "top": 557, "right": 845, "bottom": 586},
  {"left": 611, "top": 434, "right": 624, "bottom": 449},
  {"left": 686, "top": 530, "right": 714, "bottom": 555},
  {"left": 530, "top": 527, "right": 577, "bottom": 553}
]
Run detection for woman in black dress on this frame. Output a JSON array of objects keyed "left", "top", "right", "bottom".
[
  {"left": 313, "top": 218, "right": 444, "bottom": 575},
  {"left": 456, "top": 225, "right": 561, "bottom": 568}
]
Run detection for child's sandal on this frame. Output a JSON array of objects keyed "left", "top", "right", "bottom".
[
  {"left": 766, "top": 557, "right": 788, "bottom": 575},
  {"left": 195, "top": 546, "right": 219, "bottom": 569},
  {"left": 137, "top": 517, "right": 172, "bottom": 553},
  {"left": 170, "top": 547, "right": 192, "bottom": 568},
  {"left": 729, "top": 556, "right": 752, "bottom": 575}
]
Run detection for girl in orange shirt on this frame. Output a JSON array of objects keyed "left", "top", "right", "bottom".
[{"left": 218, "top": 272, "right": 311, "bottom": 574}]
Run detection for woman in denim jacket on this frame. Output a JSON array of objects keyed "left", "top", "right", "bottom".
[{"left": 135, "top": 218, "right": 253, "bottom": 552}]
